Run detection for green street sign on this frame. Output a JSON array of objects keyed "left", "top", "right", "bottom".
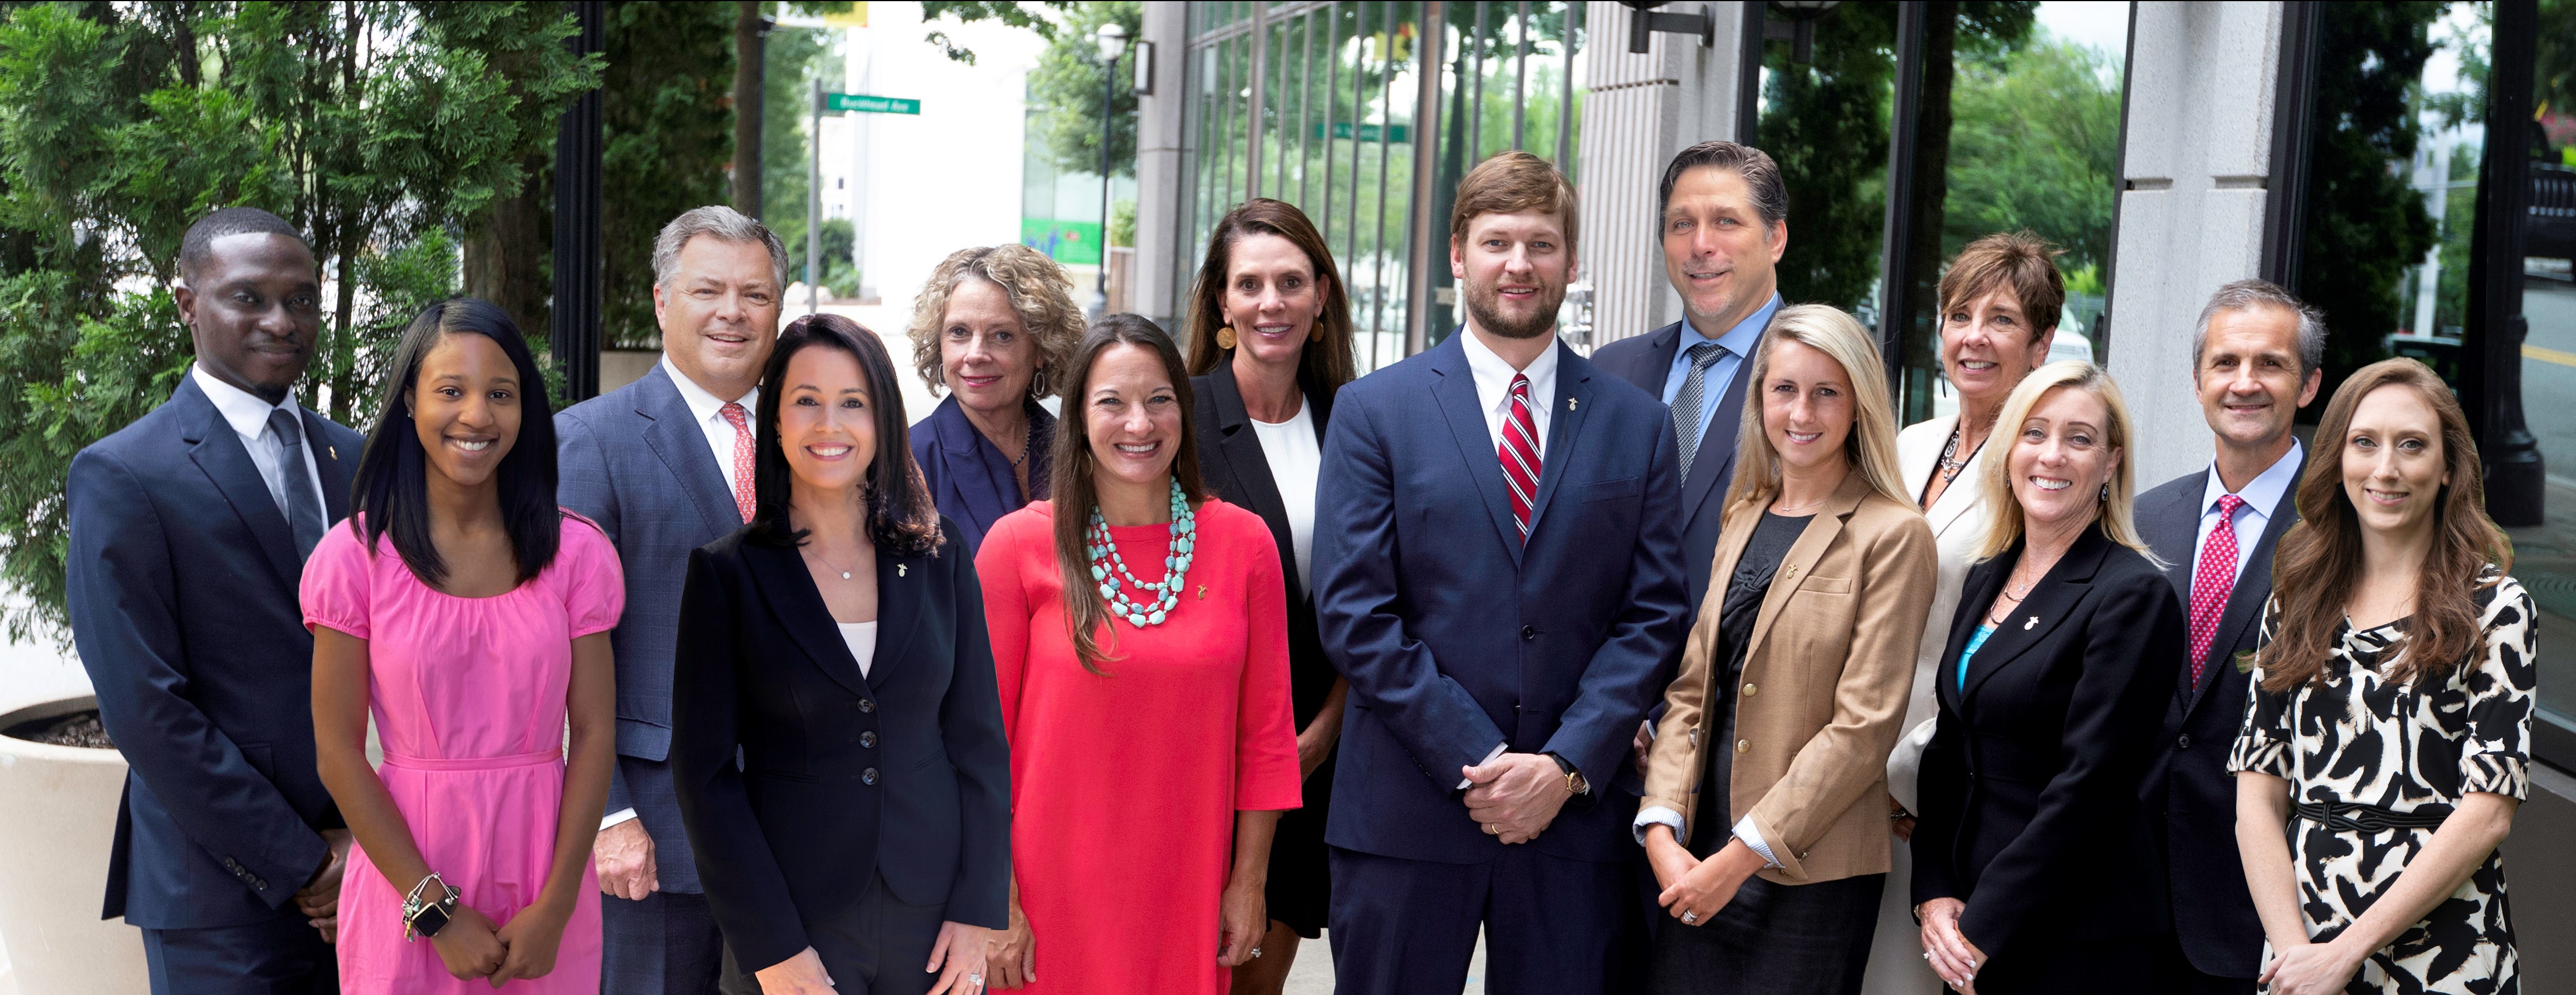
[
  {"left": 825, "top": 93, "right": 921, "bottom": 115},
  {"left": 1310, "top": 121, "right": 1409, "bottom": 143}
]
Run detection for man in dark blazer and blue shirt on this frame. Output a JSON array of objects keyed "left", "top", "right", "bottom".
[
  {"left": 2136, "top": 280, "right": 2324, "bottom": 995},
  {"left": 557, "top": 206, "right": 788, "bottom": 994},
  {"left": 1589, "top": 140, "right": 1788, "bottom": 617},
  {"left": 1314, "top": 152, "right": 1691, "bottom": 994},
  {"left": 68, "top": 208, "right": 363, "bottom": 994}
]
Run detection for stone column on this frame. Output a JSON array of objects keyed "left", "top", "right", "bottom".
[
  {"left": 1130, "top": 1, "right": 1190, "bottom": 332},
  {"left": 1576, "top": 1, "right": 1748, "bottom": 349},
  {"left": 2103, "top": 1, "right": 2286, "bottom": 486}
]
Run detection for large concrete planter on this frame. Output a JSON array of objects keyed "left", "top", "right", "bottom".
[{"left": 0, "top": 695, "right": 146, "bottom": 994}]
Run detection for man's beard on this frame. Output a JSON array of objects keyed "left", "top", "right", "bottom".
[{"left": 1461, "top": 275, "right": 1567, "bottom": 340}]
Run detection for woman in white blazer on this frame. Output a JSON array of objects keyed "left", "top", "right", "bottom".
[{"left": 1862, "top": 232, "right": 2067, "bottom": 994}]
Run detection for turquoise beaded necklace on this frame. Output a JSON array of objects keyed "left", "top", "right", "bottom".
[{"left": 1086, "top": 479, "right": 1196, "bottom": 627}]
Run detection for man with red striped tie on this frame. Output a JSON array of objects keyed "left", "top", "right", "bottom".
[
  {"left": 1311, "top": 151, "right": 1692, "bottom": 995},
  {"left": 2135, "top": 279, "right": 2326, "bottom": 995}
]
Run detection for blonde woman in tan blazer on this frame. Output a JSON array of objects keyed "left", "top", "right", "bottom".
[{"left": 1636, "top": 305, "right": 1938, "bottom": 995}]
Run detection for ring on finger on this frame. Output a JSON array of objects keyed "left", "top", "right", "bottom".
[{"left": 1680, "top": 910, "right": 1699, "bottom": 924}]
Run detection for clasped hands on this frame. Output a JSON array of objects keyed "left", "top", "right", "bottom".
[
  {"left": 294, "top": 829, "right": 354, "bottom": 943},
  {"left": 1461, "top": 753, "right": 1571, "bottom": 844}
]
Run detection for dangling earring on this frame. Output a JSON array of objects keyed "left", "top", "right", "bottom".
[
  {"left": 1309, "top": 322, "right": 1325, "bottom": 343},
  {"left": 2100, "top": 482, "right": 2110, "bottom": 502},
  {"left": 1217, "top": 326, "right": 1238, "bottom": 350}
]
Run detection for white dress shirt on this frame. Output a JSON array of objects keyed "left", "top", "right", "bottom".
[
  {"left": 1250, "top": 403, "right": 1320, "bottom": 599},
  {"left": 604, "top": 357, "right": 762, "bottom": 833},
  {"left": 1457, "top": 326, "right": 1558, "bottom": 458},
  {"left": 2193, "top": 439, "right": 2303, "bottom": 586},
  {"left": 191, "top": 364, "right": 328, "bottom": 521}
]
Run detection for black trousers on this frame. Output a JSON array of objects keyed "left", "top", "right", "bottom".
[
  {"left": 141, "top": 910, "right": 338, "bottom": 995},
  {"left": 1648, "top": 872, "right": 1881, "bottom": 995},
  {"left": 717, "top": 872, "right": 946, "bottom": 995},
  {"left": 1327, "top": 844, "right": 1647, "bottom": 995},
  {"left": 2154, "top": 933, "right": 2258, "bottom": 995},
  {"left": 603, "top": 889, "right": 725, "bottom": 995}
]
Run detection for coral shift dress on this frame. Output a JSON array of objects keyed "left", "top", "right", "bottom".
[
  {"left": 300, "top": 513, "right": 624, "bottom": 994},
  {"left": 975, "top": 499, "right": 1302, "bottom": 995}
]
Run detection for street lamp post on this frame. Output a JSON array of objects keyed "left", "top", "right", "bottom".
[{"left": 1095, "top": 22, "right": 1129, "bottom": 315}]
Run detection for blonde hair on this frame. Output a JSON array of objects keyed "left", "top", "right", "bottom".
[
  {"left": 1971, "top": 360, "right": 2159, "bottom": 563},
  {"left": 1723, "top": 304, "right": 1910, "bottom": 517},
  {"left": 904, "top": 244, "right": 1085, "bottom": 400}
]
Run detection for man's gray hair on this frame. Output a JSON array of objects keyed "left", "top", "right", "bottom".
[
  {"left": 652, "top": 206, "right": 788, "bottom": 290},
  {"left": 2193, "top": 279, "right": 2327, "bottom": 378}
]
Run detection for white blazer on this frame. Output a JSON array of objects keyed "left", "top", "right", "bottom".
[{"left": 1886, "top": 414, "right": 1999, "bottom": 815}]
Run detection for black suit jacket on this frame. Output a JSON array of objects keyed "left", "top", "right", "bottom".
[
  {"left": 65, "top": 375, "right": 361, "bottom": 927},
  {"left": 1189, "top": 362, "right": 1336, "bottom": 727},
  {"left": 2137, "top": 457, "right": 2301, "bottom": 979},
  {"left": 669, "top": 520, "right": 1012, "bottom": 972},
  {"left": 1911, "top": 525, "right": 2182, "bottom": 966},
  {"left": 1592, "top": 321, "right": 1756, "bottom": 614}
]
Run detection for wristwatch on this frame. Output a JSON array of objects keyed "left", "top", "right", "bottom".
[
  {"left": 1543, "top": 752, "right": 1589, "bottom": 796},
  {"left": 402, "top": 872, "right": 462, "bottom": 942}
]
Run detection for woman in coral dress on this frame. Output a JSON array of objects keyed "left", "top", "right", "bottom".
[
  {"left": 308, "top": 299, "right": 617, "bottom": 992},
  {"left": 975, "top": 315, "right": 1303, "bottom": 995}
]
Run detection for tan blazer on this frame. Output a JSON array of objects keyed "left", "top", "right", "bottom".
[
  {"left": 1884, "top": 415, "right": 1999, "bottom": 815},
  {"left": 1640, "top": 472, "right": 1936, "bottom": 885}
]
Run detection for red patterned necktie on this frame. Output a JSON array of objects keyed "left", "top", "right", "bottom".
[
  {"left": 1499, "top": 374, "right": 1541, "bottom": 542},
  {"left": 2185, "top": 494, "right": 2247, "bottom": 686},
  {"left": 719, "top": 401, "right": 756, "bottom": 523}
]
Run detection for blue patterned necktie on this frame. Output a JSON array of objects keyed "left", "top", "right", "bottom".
[{"left": 1672, "top": 340, "right": 1728, "bottom": 485}]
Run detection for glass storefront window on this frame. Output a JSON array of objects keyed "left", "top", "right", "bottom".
[{"left": 2508, "top": 0, "right": 2576, "bottom": 740}]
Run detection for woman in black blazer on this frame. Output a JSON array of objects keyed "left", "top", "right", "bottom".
[
  {"left": 672, "top": 314, "right": 1012, "bottom": 995},
  {"left": 1909, "top": 362, "right": 2183, "bottom": 995},
  {"left": 1180, "top": 199, "right": 1357, "bottom": 994}
]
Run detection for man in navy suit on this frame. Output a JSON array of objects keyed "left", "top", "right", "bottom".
[
  {"left": 2136, "top": 280, "right": 2323, "bottom": 995},
  {"left": 557, "top": 206, "right": 786, "bottom": 995},
  {"left": 1589, "top": 140, "right": 1787, "bottom": 617},
  {"left": 69, "top": 207, "right": 363, "bottom": 994},
  {"left": 1314, "top": 151, "right": 1691, "bottom": 995}
]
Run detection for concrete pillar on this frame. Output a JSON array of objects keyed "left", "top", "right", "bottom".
[
  {"left": 1131, "top": 2, "right": 1190, "bottom": 332},
  {"left": 1575, "top": 1, "right": 1747, "bottom": 348},
  {"left": 2103, "top": 1, "right": 2285, "bottom": 486}
]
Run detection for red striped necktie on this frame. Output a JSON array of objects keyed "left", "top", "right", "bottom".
[{"left": 1499, "top": 374, "right": 1541, "bottom": 542}]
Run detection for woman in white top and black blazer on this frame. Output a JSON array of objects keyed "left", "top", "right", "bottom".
[{"left": 671, "top": 315, "right": 1012, "bottom": 995}]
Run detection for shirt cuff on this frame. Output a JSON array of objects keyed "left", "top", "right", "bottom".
[
  {"left": 1734, "top": 815, "right": 1781, "bottom": 868},
  {"left": 1458, "top": 742, "right": 1510, "bottom": 790},
  {"left": 599, "top": 808, "right": 640, "bottom": 832},
  {"left": 1633, "top": 805, "right": 1686, "bottom": 845}
]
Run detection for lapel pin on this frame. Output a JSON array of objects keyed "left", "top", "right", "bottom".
[
  {"left": 1568, "top": 396, "right": 1578, "bottom": 411},
  {"left": 897, "top": 563, "right": 907, "bottom": 577},
  {"left": 328, "top": 445, "right": 337, "bottom": 460},
  {"left": 2023, "top": 616, "right": 2038, "bottom": 631},
  {"left": 1197, "top": 584, "right": 1207, "bottom": 600}
]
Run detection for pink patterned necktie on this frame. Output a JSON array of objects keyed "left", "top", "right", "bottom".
[
  {"left": 2185, "top": 494, "right": 2247, "bottom": 686},
  {"left": 1499, "top": 374, "right": 1541, "bottom": 542},
  {"left": 718, "top": 402, "right": 756, "bottom": 523}
]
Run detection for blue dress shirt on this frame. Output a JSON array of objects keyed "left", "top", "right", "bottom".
[{"left": 1658, "top": 294, "right": 1782, "bottom": 439}]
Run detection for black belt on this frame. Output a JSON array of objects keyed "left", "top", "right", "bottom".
[{"left": 2293, "top": 800, "right": 2452, "bottom": 833}]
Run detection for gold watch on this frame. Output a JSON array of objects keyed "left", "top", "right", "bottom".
[{"left": 1545, "top": 752, "right": 1588, "bottom": 796}]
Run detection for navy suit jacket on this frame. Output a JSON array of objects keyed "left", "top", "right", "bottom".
[
  {"left": 1591, "top": 321, "right": 1755, "bottom": 615},
  {"left": 67, "top": 374, "right": 360, "bottom": 928},
  {"left": 911, "top": 395, "right": 1053, "bottom": 555},
  {"left": 2137, "top": 458, "right": 2300, "bottom": 980},
  {"left": 1313, "top": 334, "right": 1691, "bottom": 865},
  {"left": 670, "top": 520, "right": 1012, "bottom": 972},
  {"left": 556, "top": 363, "right": 743, "bottom": 893}
]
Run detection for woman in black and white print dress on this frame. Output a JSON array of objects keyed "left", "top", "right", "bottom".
[{"left": 2230, "top": 359, "right": 2535, "bottom": 995}]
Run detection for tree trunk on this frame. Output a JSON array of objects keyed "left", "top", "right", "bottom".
[
  {"left": 462, "top": 155, "right": 554, "bottom": 338},
  {"left": 732, "top": 1, "right": 764, "bottom": 218}
]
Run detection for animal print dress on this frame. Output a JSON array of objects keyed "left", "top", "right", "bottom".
[{"left": 2229, "top": 569, "right": 2535, "bottom": 994}]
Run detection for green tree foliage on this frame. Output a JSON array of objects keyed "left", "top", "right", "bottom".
[
  {"left": 1756, "top": 4, "right": 1898, "bottom": 316},
  {"left": 1943, "top": 36, "right": 2120, "bottom": 274},
  {"left": 1026, "top": 1, "right": 1138, "bottom": 179},
  {"left": 2296, "top": 2, "right": 2445, "bottom": 404},
  {"left": 601, "top": 0, "right": 737, "bottom": 348},
  {"left": 0, "top": 2, "right": 596, "bottom": 639},
  {"left": 919, "top": 0, "right": 1070, "bottom": 65}
]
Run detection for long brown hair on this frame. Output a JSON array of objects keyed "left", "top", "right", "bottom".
[
  {"left": 749, "top": 314, "right": 943, "bottom": 557},
  {"left": 1182, "top": 198, "right": 1358, "bottom": 394},
  {"left": 1051, "top": 314, "right": 1209, "bottom": 673},
  {"left": 2263, "top": 358, "right": 2511, "bottom": 691}
]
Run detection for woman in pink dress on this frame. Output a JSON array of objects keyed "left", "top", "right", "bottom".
[
  {"left": 975, "top": 315, "right": 1303, "bottom": 994},
  {"left": 308, "top": 298, "right": 619, "bottom": 992}
]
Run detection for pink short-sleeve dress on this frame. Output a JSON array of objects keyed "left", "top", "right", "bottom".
[{"left": 301, "top": 512, "right": 624, "bottom": 993}]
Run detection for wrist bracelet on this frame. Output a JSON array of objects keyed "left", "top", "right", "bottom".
[{"left": 401, "top": 872, "right": 462, "bottom": 942}]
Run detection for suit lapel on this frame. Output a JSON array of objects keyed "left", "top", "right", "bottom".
[
  {"left": 1523, "top": 345, "right": 1591, "bottom": 541},
  {"left": 1207, "top": 366, "right": 1295, "bottom": 588},
  {"left": 177, "top": 380, "right": 301, "bottom": 591},
  {"left": 1742, "top": 476, "right": 1870, "bottom": 660},
  {"left": 744, "top": 542, "right": 875, "bottom": 701},
  {"left": 637, "top": 367, "right": 742, "bottom": 535},
  {"left": 2143, "top": 479, "right": 2202, "bottom": 608},
  {"left": 928, "top": 398, "right": 1018, "bottom": 537},
  {"left": 1922, "top": 432, "right": 1990, "bottom": 539},
  {"left": 1431, "top": 342, "right": 1525, "bottom": 566},
  {"left": 303, "top": 412, "right": 354, "bottom": 523},
  {"left": 2181, "top": 469, "right": 2303, "bottom": 716},
  {"left": 1900, "top": 415, "right": 1953, "bottom": 500},
  {"left": 1613, "top": 322, "right": 1683, "bottom": 394},
  {"left": 869, "top": 547, "right": 924, "bottom": 691},
  {"left": 1960, "top": 529, "right": 2113, "bottom": 707}
]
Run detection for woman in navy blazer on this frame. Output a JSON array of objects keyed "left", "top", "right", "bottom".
[
  {"left": 905, "top": 245, "right": 1086, "bottom": 552},
  {"left": 672, "top": 315, "right": 1012, "bottom": 995},
  {"left": 1909, "top": 362, "right": 2182, "bottom": 994}
]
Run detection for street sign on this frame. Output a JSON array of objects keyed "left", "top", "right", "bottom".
[
  {"left": 825, "top": 92, "right": 920, "bottom": 115},
  {"left": 1310, "top": 121, "right": 1409, "bottom": 143}
]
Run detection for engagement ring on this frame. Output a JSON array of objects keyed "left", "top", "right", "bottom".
[{"left": 1681, "top": 911, "right": 1699, "bottom": 924}]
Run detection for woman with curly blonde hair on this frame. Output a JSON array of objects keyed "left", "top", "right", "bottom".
[{"left": 907, "top": 244, "right": 1086, "bottom": 552}]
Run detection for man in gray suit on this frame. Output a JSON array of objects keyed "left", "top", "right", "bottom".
[{"left": 558, "top": 206, "right": 786, "bottom": 994}]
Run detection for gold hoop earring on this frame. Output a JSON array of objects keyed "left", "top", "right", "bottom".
[{"left": 1216, "top": 326, "right": 1238, "bottom": 350}]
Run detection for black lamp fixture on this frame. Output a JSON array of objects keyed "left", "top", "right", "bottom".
[
  {"left": 1618, "top": 1, "right": 1714, "bottom": 54},
  {"left": 1768, "top": 1, "right": 1841, "bottom": 64}
]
